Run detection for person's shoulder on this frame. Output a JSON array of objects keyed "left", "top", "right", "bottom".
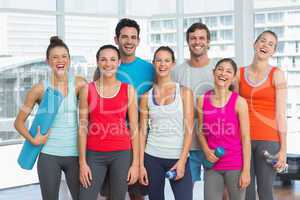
[
  {"left": 32, "top": 82, "right": 44, "bottom": 93},
  {"left": 178, "top": 60, "right": 189, "bottom": 67},
  {"left": 179, "top": 85, "right": 193, "bottom": 97},
  {"left": 208, "top": 58, "right": 218, "bottom": 68},
  {"left": 136, "top": 57, "right": 155, "bottom": 72},
  {"left": 136, "top": 57, "right": 151, "bottom": 66},
  {"left": 272, "top": 66, "right": 284, "bottom": 74},
  {"left": 174, "top": 60, "right": 189, "bottom": 72},
  {"left": 236, "top": 95, "right": 248, "bottom": 109},
  {"left": 272, "top": 66, "right": 286, "bottom": 86},
  {"left": 75, "top": 75, "right": 87, "bottom": 88}
]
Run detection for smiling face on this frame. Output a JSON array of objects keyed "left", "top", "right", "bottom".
[
  {"left": 97, "top": 48, "right": 120, "bottom": 78},
  {"left": 213, "top": 61, "right": 236, "bottom": 89},
  {"left": 187, "top": 29, "right": 210, "bottom": 58},
  {"left": 254, "top": 32, "right": 277, "bottom": 60},
  {"left": 47, "top": 46, "right": 70, "bottom": 77},
  {"left": 114, "top": 26, "right": 140, "bottom": 58},
  {"left": 153, "top": 50, "right": 175, "bottom": 78}
]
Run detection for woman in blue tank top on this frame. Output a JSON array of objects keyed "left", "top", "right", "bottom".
[
  {"left": 14, "top": 36, "right": 86, "bottom": 200},
  {"left": 139, "top": 46, "right": 194, "bottom": 200}
]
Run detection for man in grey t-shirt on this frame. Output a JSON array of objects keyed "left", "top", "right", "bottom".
[{"left": 172, "top": 22, "right": 217, "bottom": 183}]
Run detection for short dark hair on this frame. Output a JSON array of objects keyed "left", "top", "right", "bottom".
[
  {"left": 186, "top": 22, "right": 210, "bottom": 42},
  {"left": 94, "top": 44, "right": 120, "bottom": 81},
  {"left": 254, "top": 30, "right": 278, "bottom": 51},
  {"left": 46, "top": 36, "right": 70, "bottom": 59},
  {"left": 115, "top": 18, "right": 140, "bottom": 38},
  {"left": 152, "top": 46, "right": 175, "bottom": 63}
]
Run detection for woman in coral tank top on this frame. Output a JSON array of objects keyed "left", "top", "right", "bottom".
[{"left": 236, "top": 30, "right": 287, "bottom": 200}]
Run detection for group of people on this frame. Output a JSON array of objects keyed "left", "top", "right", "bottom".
[{"left": 14, "top": 18, "right": 287, "bottom": 200}]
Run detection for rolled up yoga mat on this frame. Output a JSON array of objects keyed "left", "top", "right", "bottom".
[{"left": 18, "top": 87, "right": 63, "bottom": 170}]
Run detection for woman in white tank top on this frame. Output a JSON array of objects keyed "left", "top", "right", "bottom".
[{"left": 139, "top": 46, "right": 194, "bottom": 200}]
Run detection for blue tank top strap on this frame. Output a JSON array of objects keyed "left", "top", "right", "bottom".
[
  {"left": 43, "top": 79, "right": 50, "bottom": 90},
  {"left": 68, "top": 75, "right": 76, "bottom": 97}
]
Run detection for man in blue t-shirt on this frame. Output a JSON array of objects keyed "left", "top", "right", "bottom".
[
  {"left": 115, "top": 19, "right": 155, "bottom": 99},
  {"left": 102, "top": 18, "right": 155, "bottom": 200}
]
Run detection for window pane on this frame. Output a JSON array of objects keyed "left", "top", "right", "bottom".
[
  {"left": 255, "top": 28, "right": 265, "bottom": 38},
  {"left": 151, "top": 21, "right": 161, "bottom": 31},
  {"left": 255, "top": 0, "right": 300, "bottom": 9},
  {"left": 211, "top": 31, "right": 217, "bottom": 41},
  {"left": 184, "top": 17, "right": 203, "bottom": 29},
  {"left": 65, "top": 0, "right": 118, "bottom": 14},
  {"left": 184, "top": 0, "right": 234, "bottom": 13},
  {"left": 204, "top": 16, "right": 218, "bottom": 28},
  {"left": 0, "top": 0, "right": 56, "bottom": 11},
  {"left": 287, "top": 26, "right": 300, "bottom": 40},
  {"left": 277, "top": 42, "right": 285, "bottom": 54},
  {"left": 267, "top": 12, "right": 284, "bottom": 23},
  {"left": 268, "top": 27, "right": 284, "bottom": 38},
  {"left": 65, "top": 16, "right": 117, "bottom": 80},
  {"left": 163, "top": 19, "right": 176, "bottom": 30},
  {"left": 151, "top": 34, "right": 161, "bottom": 44},
  {"left": 219, "top": 30, "right": 233, "bottom": 41},
  {"left": 127, "top": 0, "right": 176, "bottom": 16},
  {"left": 220, "top": 15, "right": 233, "bottom": 26},
  {"left": 0, "top": 13, "right": 56, "bottom": 144},
  {"left": 1, "top": 13, "right": 56, "bottom": 57},
  {"left": 162, "top": 33, "right": 176, "bottom": 44},
  {"left": 255, "top": 14, "right": 265, "bottom": 24}
]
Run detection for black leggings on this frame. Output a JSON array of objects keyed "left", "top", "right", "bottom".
[
  {"left": 144, "top": 153, "right": 193, "bottom": 200},
  {"left": 37, "top": 153, "right": 80, "bottom": 200},
  {"left": 79, "top": 150, "right": 131, "bottom": 200}
]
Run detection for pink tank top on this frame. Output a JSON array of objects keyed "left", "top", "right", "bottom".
[{"left": 202, "top": 90, "right": 243, "bottom": 170}]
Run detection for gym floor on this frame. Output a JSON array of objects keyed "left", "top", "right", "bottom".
[{"left": 0, "top": 180, "right": 299, "bottom": 200}]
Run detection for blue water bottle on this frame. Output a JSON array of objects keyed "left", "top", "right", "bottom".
[
  {"left": 165, "top": 170, "right": 177, "bottom": 180},
  {"left": 203, "top": 147, "right": 225, "bottom": 168}
]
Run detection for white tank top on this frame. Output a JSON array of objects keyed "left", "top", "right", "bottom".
[{"left": 145, "top": 83, "right": 185, "bottom": 159}]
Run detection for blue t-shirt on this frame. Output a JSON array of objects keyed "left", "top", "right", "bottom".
[{"left": 117, "top": 57, "right": 155, "bottom": 98}]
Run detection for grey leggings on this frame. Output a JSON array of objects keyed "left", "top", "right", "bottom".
[
  {"left": 204, "top": 169, "right": 245, "bottom": 200},
  {"left": 37, "top": 153, "right": 80, "bottom": 200},
  {"left": 246, "top": 141, "right": 280, "bottom": 200},
  {"left": 79, "top": 150, "right": 131, "bottom": 200}
]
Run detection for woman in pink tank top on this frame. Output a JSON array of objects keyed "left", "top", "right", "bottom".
[
  {"left": 198, "top": 58, "right": 251, "bottom": 200},
  {"left": 78, "top": 45, "right": 139, "bottom": 200}
]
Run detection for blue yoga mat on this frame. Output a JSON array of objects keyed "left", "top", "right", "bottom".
[{"left": 18, "top": 87, "right": 64, "bottom": 170}]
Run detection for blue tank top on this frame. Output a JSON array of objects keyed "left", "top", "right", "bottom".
[{"left": 41, "top": 76, "right": 78, "bottom": 156}]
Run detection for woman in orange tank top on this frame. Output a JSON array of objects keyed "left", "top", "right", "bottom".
[{"left": 236, "top": 30, "right": 287, "bottom": 200}]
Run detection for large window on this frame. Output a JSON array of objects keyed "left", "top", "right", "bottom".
[
  {"left": 0, "top": 0, "right": 56, "bottom": 11},
  {"left": 65, "top": 0, "right": 118, "bottom": 14}
]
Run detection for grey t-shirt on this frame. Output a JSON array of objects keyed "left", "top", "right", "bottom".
[{"left": 171, "top": 59, "right": 216, "bottom": 150}]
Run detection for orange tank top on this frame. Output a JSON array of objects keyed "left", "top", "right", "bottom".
[{"left": 239, "top": 66, "right": 279, "bottom": 141}]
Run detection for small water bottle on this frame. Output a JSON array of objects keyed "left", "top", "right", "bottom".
[
  {"left": 203, "top": 147, "right": 225, "bottom": 168},
  {"left": 262, "top": 150, "right": 288, "bottom": 173},
  {"left": 165, "top": 170, "right": 177, "bottom": 180}
]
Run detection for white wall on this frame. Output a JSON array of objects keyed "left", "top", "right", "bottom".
[{"left": 0, "top": 144, "right": 39, "bottom": 189}]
